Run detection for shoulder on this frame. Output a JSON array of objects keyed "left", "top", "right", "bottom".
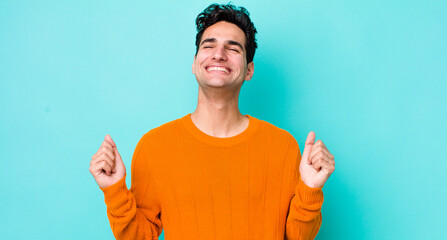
[
  {"left": 137, "top": 115, "right": 185, "bottom": 146},
  {"left": 254, "top": 117, "right": 298, "bottom": 145},
  {"left": 252, "top": 117, "right": 301, "bottom": 159}
]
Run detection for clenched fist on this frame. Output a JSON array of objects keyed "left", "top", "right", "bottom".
[
  {"left": 299, "top": 131, "right": 335, "bottom": 188},
  {"left": 89, "top": 135, "right": 126, "bottom": 189}
]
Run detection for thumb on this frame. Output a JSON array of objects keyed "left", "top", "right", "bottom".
[
  {"left": 301, "top": 131, "right": 315, "bottom": 164},
  {"left": 104, "top": 135, "right": 124, "bottom": 172},
  {"left": 113, "top": 145, "right": 123, "bottom": 164},
  {"left": 105, "top": 134, "right": 116, "bottom": 147}
]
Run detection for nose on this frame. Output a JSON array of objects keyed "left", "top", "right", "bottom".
[{"left": 212, "top": 45, "right": 227, "bottom": 61}]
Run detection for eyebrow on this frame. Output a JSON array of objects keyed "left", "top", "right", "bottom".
[
  {"left": 200, "top": 38, "right": 244, "bottom": 51},
  {"left": 227, "top": 40, "right": 244, "bottom": 51}
]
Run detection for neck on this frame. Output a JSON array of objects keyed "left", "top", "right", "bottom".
[{"left": 191, "top": 87, "right": 249, "bottom": 138}]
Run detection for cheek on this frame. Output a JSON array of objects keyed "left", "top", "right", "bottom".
[
  {"left": 194, "top": 56, "right": 206, "bottom": 68},
  {"left": 192, "top": 59, "right": 202, "bottom": 73}
]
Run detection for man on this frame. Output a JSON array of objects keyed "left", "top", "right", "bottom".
[{"left": 89, "top": 3, "right": 335, "bottom": 240}]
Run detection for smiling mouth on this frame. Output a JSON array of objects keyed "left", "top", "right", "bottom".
[{"left": 206, "top": 66, "right": 231, "bottom": 73}]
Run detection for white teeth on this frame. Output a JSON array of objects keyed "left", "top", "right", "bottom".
[{"left": 207, "top": 66, "right": 229, "bottom": 73}]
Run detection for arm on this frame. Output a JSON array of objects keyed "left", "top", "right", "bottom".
[
  {"left": 285, "top": 137, "right": 324, "bottom": 240},
  {"left": 99, "top": 134, "right": 162, "bottom": 240},
  {"left": 285, "top": 130, "right": 335, "bottom": 239},
  {"left": 285, "top": 175, "right": 323, "bottom": 239}
]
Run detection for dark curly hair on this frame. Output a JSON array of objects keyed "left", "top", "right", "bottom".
[{"left": 195, "top": 3, "right": 258, "bottom": 64}]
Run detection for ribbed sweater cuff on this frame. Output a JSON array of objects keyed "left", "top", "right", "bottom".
[
  {"left": 297, "top": 177, "right": 324, "bottom": 205},
  {"left": 100, "top": 175, "right": 130, "bottom": 208}
]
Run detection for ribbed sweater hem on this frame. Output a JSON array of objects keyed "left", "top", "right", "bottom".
[
  {"left": 100, "top": 175, "right": 129, "bottom": 208},
  {"left": 297, "top": 177, "right": 324, "bottom": 205}
]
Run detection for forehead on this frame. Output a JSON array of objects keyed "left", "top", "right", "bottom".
[{"left": 201, "top": 21, "right": 246, "bottom": 47}]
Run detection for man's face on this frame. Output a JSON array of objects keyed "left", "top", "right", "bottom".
[{"left": 192, "top": 21, "right": 254, "bottom": 90}]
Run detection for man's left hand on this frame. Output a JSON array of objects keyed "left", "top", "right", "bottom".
[{"left": 299, "top": 131, "right": 335, "bottom": 188}]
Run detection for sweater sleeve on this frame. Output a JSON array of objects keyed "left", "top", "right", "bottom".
[
  {"left": 100, "top": 134, "right": 162, "bottom": 240},
  {"left": 285, "top": 136, "right": 324, "bottom": 240}
]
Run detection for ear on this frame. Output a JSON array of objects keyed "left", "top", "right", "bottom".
[
  {"left": 192, "top": 55, "right": 197, "bottom": 74},
  {"left": 244, "top": 62, "right": 254, "bottom": 81}
]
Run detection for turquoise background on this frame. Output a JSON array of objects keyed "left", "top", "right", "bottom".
[{"left": 1, "top": 0, "right": 446, "bottom": 239}]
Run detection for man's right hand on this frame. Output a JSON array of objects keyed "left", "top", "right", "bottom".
[{"left": 89, "top": 135, "right": 126, "bottom": 189}]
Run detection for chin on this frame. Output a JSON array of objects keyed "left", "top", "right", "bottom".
[{"left": 199, "top": 79, "right": 232, "bottom": 89}]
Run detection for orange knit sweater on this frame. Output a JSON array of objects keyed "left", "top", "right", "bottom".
[{"left": 101, "top": 114, "right": 324, "bottom": 240}]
